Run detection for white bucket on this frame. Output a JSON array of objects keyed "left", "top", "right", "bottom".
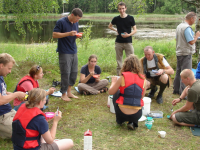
[
  {"left": 108, "top": 95, "right": 115, "bottom": 113},
  {"left": 142, "top": 97, "right": 151, "bottom": 116}
]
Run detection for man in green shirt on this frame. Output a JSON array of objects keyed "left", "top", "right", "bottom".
[{"left": 171, "top": 69, "right": 200, "bottom": 127}]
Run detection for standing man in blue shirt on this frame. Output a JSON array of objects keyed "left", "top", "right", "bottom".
[
  {"left": 173, "top": 12, "right": 200, "bottom": 96},
  {"left": 0, "top": 53, "right": 26, "bottom": 139},
  {"left": 53, "top": 8, "right": 83, "bottom": 101},
  {"left": 108, "top": 2, "right": 137, "bottom": 76}
]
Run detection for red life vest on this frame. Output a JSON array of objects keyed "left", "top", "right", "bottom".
[
  {"left": 14, "top": 76, "right": 39, "bottom": 106},
  {"left": 16, "top": 75, "right": 39, "bottom": 92},
  {"left": 116, "top": 72, "right": 145, "bottom": 107},
  {"left": 12, "top": 103, "right": 46, "bottom": 149}
]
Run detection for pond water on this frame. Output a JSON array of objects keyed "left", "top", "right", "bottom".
[{"left": 0, "top": 19, "right": 180, "bottom": 44}]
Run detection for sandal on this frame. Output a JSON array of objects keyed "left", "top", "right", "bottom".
[
  {"left": 100, "top": 89, "right": 104, "bottom": 93},
  {"left": 83, "top": 91, "right": 90, "bottom": 95},
  {"left": 102, "top": 87, "right": 108, "bottom": 93},
  {"left": 52, "top": 79, "right": 61, "bottom": 87}
]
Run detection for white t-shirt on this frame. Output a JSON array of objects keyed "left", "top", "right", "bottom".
[{"left": 147, "top": 57, "right": 169, "bottom": 77}]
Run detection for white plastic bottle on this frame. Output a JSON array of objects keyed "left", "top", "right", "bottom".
[{"left": 84, "top": 129, "right": 92, "bottom": 150}]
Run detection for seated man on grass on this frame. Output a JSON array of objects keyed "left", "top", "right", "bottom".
[
  {"left": 170, "top": 69, "right": 200, "bottom": 127},
  {"left": 140, "top": 46, "right": 174, "bottom": 104},
  {"left": 0, "top": 53, "right": 26, "bottom": 139}
]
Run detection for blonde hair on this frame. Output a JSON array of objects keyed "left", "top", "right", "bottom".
[
  {"left": 26, "top": 88, "right": 46, "bottom": 108},
  {"left": 29, "top": 65, "right": 42, "bottom": 78},
  {"left": 121, "top": 54, "right": 144, "bottom": 79},
  {"left": 0, "top": 53, "right": 15, "bottom": 65},
  {"left": 180, "top": 69, "right": 195, "bottom": 80}
]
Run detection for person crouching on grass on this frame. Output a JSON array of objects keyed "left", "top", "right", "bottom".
[
  {"left": 109, "top": 54, "right": 148, "bottom": 130},
  {"left": 12, "top": 88, "right": 74, "bottom": 150}
]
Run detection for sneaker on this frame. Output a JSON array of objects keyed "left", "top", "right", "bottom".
[{"left": 127, "top": 122, "right": 135, "bottom": 130}]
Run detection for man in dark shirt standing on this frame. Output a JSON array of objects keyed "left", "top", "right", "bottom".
[
  {"left": 108, "top": 2, "right": 137, "bottom": 75},
  {"left": 53, "top": 8, "right": 83, "bottom": 101}
]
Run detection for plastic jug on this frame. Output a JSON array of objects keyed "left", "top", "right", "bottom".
[{"left": 145, "top": 117, "right": 154, "bottom": 129}]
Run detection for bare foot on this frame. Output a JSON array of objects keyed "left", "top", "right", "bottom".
[
  {"left": 61, "top": 95, "right": 72, "bottom": 101},
  {"left": 67, "top": 93, "right": 79, "bottom": 99}
]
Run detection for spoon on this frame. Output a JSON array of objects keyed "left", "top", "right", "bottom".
[{"left": 171, "top": 105, "right": 173, "bottom": 112}]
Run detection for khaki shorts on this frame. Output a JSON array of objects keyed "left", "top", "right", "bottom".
[
  {"left": 0, "top": 109, "right": 16, "bottom": 139},
  {"left": 147, "top": 76, "right": 161, "bottom": 86},
  {"left": 175, "top": 110, "right": 200, "bottom": 125},
  {"left": 40, "top": 142, "right": 59, "bottom": 150}
]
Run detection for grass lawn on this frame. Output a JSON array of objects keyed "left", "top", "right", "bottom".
[{"left": 0, "top": 38, "right": 200, "bottom": 149}]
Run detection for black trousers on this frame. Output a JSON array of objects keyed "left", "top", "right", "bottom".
[{"left": 113, "top": 90, "right": 142, "bottom": 127}]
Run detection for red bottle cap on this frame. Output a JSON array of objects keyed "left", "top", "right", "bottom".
[{"left": 84, "top": 129, "right": 92, "bottom": 136}]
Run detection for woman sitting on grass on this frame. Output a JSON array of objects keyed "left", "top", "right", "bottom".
[
  {"left": 109, "top": 54, "right": 147, "bottom": 130},
  {"left": 12, "top": 88, "right": 74, "bottom": 150},
  {"left": 13, "top": 65, "right": 55, "bottom": 111},
  {"left": 78, "top": 54, "right": 108, "bottom": 95}
]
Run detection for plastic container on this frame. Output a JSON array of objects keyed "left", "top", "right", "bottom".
[
  {"left": 142, "top": 97, "right": 151, "bottom": 116},
  {"left": 158, "top": 131, "right": 166, "bottom": 138},
  {"left": 147, "top": 111, "right": 163, "bottom": 118},
  {"left": 93, "top": 75, "right": 99, "bottom": 78},
  {"left": 76, "top": 32, "right": 83, "bottom": 38},
  {"left": 145, "top": 117, "right": 154, "bottom": 129},
  {"left": 108, "top": 95, "right": 115, "bottom": 113},
  {"left": 45, "top": 112, "right": 55, "bottom": 119}
]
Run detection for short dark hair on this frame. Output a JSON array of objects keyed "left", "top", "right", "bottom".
[
  {"left": 72, "top": 8, "right": 83, "bottom": 17},
  {"left": 117, "top": 2, "right": 126, "bottom": 8},
  {"left": 185, "top": 12, "right": 196, "bottom": 20}
]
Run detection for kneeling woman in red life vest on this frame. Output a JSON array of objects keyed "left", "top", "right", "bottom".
[
  {"left": 109, "top": 54, "right": 148, "bottom": 130},
  {"left": 13, "top": 65, "right": 55, "bottom": 111},
  {"left": 12, "top": 88, "right": 74, "bottom": 150}
]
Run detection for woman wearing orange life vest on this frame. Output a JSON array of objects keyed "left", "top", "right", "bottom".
[{"left": 109, "top": 54, "right": 148, "bottom": 130}]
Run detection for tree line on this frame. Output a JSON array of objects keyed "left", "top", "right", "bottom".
[
  {"left": 0, "top": 0, "right": 197, "bottom": 37},
  {"left": 59, "top": 0, "right": 196, "bottom": 14}
]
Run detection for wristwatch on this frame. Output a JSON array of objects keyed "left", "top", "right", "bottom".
[{"left": 179, "top": 97, "right": 182, "bottom": 102}]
